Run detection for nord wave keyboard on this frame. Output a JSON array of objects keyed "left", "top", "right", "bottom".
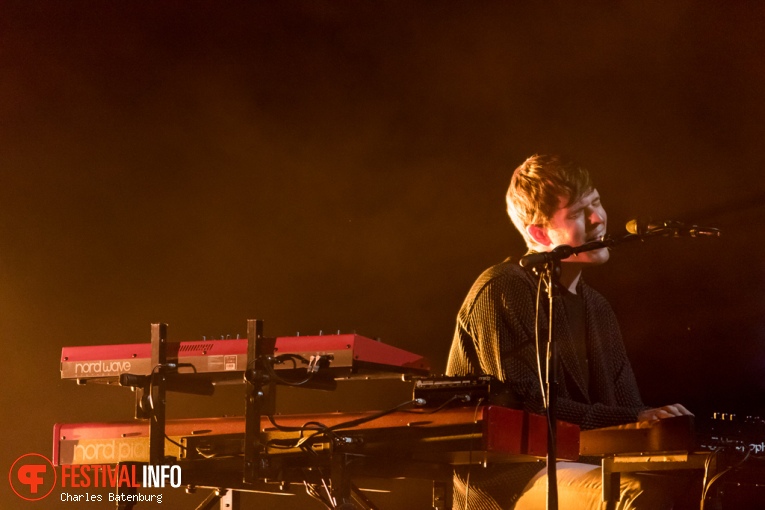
[{"left": 61, "top": 334, "right": 430, "bottom": 383}]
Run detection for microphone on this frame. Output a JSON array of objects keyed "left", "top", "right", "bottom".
[
  {"left": 625, "top": 218, "right": 721, "bottom": 237},
  {"left": 519, "top": 244, "right": 575, "bottom": 268}
]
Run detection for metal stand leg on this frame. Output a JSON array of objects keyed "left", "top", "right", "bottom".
[
  {"left": 433, "top": 480, "right": 453, "bottom": 510},
  {"left": 331, "top": 451, "right": 355, "bottom": 508},
  {"left": 115, "top": 462, "right": 143, "bottom": 510},
  {"left": 602, "top": 466, "right": 619, "bottom": 510},
  {"left": 218, "top": 489, "right": 240, "bottom": 510},
  {"left": 244, "top": 319, "right": 276, "bottom": 484},
  {"left": 116, "top": 484, "right": 137, "bottom": 510},
  {"left": 150, "top": 323, "right": 169, "bottom": 466},
  {"left": 195, "top": 489, "right": 240, "bottom": 510}
]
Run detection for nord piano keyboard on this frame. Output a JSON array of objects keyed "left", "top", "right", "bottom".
[
  {"left": 54, "top": 406, "right": 580, "bottom": 467},
  {"left": 61, "top": 333, "right": 430, "bottom": 384},
  {"left": 54, "top": 405, "right": 579, "bottom": 509}
]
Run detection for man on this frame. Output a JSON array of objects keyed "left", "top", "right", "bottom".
[{"left": 446, "top": 154, "right": 693, "bottom": 509}]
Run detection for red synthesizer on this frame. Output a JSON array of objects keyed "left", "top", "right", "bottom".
[{"left": 61, "top": 334, "right": 431, "bottom": 383}]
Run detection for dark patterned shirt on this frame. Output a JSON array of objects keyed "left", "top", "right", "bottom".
[{"left": 446, "top": 258, "right": 649, "bottom": 508}]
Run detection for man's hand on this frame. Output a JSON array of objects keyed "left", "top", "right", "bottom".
[{"left": 638, "top": 403, "right": 693, "bottom": 422}]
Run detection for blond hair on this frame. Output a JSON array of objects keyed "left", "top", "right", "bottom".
[{"left": 506, "top": 154, "right": 593, "bottom": 247}]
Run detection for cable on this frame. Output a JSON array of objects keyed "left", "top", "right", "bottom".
[
  {"left": 266, "top": 399, "right": 422, "bottom": 452},
  {"left": 322, "top": 399, "right": 421, "bottom": 434},
  {"left": 246, "top": 354, "right": 329, "bottom": 388},
  {"left": 266, "top": 416, "right": 329, "bottom": 433},
  {"left": 545, "top": 266, "right": 556, "bottom": 442},
  {"left": 534, "top": 269, "right": 549, "bottom": 410},
  {"left": 700, "top": 446, "right": 752, "bottom": 510},
  {"left": 699, "top": 448, "right": 719, "bottom": 510},
  {"left": 145, "top": 362, "right": 199, "bottom": 411},
  {"left": 303, "top": 480, "right": 334, "bottom": 510},
  {"left": 400, "top": 394, "right": 468, "bottom": 415},
  {"left": 163, "top": 434, "right": 187, "bottom": 453}
]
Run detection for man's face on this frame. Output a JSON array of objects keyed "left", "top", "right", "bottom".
[{"left": 544, "top": 188, "right": 609, "bottom": 265}]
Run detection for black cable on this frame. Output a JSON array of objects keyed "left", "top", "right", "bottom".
[
  {"left": 322, "top": 399, "right": 420, "bottom": 433},
  {"left": 247, "top": 354, "right": 323, "bottom": 387},
  {"left": 399, "top": 394, "right": 472, "bottom": 415},
  {"left": 534, "top": 270, "right": 549, "bottom": 410},
  {"left": 164, "top": 434, "right": 187, "bottom": 453},
  {"left": 701, "top": 446, "right": 753, "bottom": 510},
  {"left": 303, "top": 481, "right": 334, "bottom": 510},
  {"left": 265, "top": 399, "right": 422, "bottom": 452}
]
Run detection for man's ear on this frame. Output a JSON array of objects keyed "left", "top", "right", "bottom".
[{"left": 526, "top": 224, "right": 551, "bottom": 247}]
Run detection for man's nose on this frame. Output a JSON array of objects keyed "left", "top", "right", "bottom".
[{"left": 588, "top": 207, "right": 606, "bottom": 225}]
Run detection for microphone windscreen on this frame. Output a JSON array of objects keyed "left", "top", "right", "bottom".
[{"left": 625, "top": 218, "right": 640, "bottom": 234}]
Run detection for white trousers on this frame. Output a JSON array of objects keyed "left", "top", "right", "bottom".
[{"left": 513, "top": 462, "right": 680, "bottom": 510}]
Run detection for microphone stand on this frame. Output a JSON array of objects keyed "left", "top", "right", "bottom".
[
  {"left": 543, "top": 259, "right": 560, "bottom": 510},
  {"left": 519, "top": 233, "right": 645, "bottom": 510}
]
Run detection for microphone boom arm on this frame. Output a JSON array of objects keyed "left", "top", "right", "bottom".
[{"left": 518, "top": 231, "right": 670, "bottom": 269}]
